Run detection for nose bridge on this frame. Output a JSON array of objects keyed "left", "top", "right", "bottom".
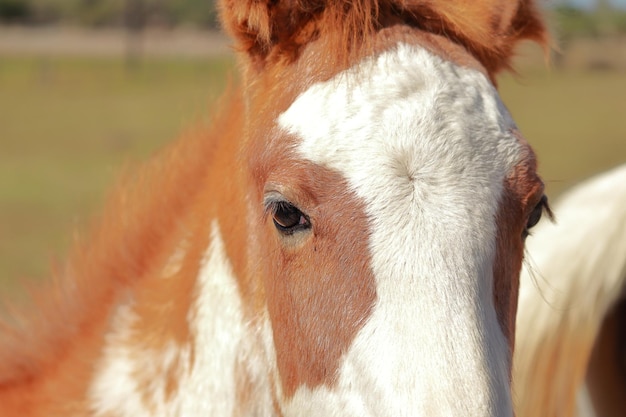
[
  {"left": 285, "top": 257, "right": 515, "bottom": 417},
  {"left": 357, "top": 213, "right": 513, "bottom": 416},
  {"left": 381, "top": 271, "right": 512, "bottom": 416}
]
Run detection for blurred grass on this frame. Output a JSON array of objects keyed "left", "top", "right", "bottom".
[
  {"left": 0, "top": 54, "right": 625, "bottom": 293},
  {"left": 0, "top": 55, "right": 232, "bottom": 292},
  {"left": 500, "top": 69, "right": 626, "bottom": 197}
]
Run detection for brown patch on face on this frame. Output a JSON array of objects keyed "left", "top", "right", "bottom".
[
  {"left": 493, "top": 133, "right": 545, "bottom": 355},
  {"left": 249, "top": 139, "right": 377, "bottom": 398}
]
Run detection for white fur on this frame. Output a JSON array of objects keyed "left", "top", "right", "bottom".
[
  {"left": 89, "top": 221, "right": 275, "bottom": 416},
  {"left": 161, "top": 238, "right": 189, "bottom": 278},
  {"left": 278, "top": 43, "right": 523, "bottom": 416},
  {"left": 514, "top": 163, "right": 626, "bottom": 417},
  {"left": 89, "top": 301, "right": 167, "bottom": 416}
]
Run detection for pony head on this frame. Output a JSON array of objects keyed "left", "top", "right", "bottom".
[{"left": 213, "top": 0, "right": 548, "bottom": 415}]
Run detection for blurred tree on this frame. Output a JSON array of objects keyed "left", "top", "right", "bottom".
[
  {"left": 162, "top": 0, "right": 218, "bottom": 28},
  {"left": 78, "top": 0, "right": 124, "bottom": 26},
  {"left": 6, "top": 0, "right": 622, "bottom": 35},
  {"left": 554, "top": 6, "right": 601, "bottom": 39},
  {"left": 125, "top": 0, "right": 144, "bottom": 68},
  {"left": 1, "top": 0, "right": 217, "bottom": 27},
  {"left": 0, "top": 0, "right": 31, "bottom": 22}
]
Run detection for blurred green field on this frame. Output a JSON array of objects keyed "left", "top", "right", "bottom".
[
  {"left": 500, "top": 68, "right": 626, "bottom": 195},
  {"left": 1, "top": 54, "right": 625, "bottom": 293},
  {"left": 0, "top": 55, "right": 233, "bottom": 291}
]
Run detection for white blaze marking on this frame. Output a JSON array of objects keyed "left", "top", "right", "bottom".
[
  {"left": 278, "top": 43, "right": 521, "bottom": 416},
  {"left": 89, "top": 221, "right": 275, "bottom": 416}
]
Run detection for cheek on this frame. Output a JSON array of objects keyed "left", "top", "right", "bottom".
[
  {"left": 261, "top": 189, "right": 376, "bottom": 398},
  {"left": 492, "top": 185, "right": 526, "bottom": 352}
]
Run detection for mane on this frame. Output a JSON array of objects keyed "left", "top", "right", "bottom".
[
  {"left": 221, "top": 0, "right": 549, "bottom": 76},
  {"left": 514, "top": 164, "right": 626, "bottom": 416},
  {"left": 0, "top": 90, "right": 244, "bottom": 386}
]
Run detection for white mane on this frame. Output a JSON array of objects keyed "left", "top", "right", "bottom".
[{"left": 514, "top": 163, "right": 626, "bottom": 417}]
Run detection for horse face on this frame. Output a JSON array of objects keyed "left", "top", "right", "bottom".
[{"left": 243, "top": 39, "right": 546, "bottom": 415}]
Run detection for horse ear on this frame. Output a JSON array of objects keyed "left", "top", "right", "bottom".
[
  {"left": 507, "top": 0, "right": 550, "bottom": 51},
  {"left": 403, "top": 0, "right": 549, "bottom": 74},
  {"left": 218, "top": 0, "right": 325, "bottom": 69}
]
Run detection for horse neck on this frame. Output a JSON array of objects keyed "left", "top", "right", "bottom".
[{"left": 0, "top": 89, "right": 275, "bottom": 415}]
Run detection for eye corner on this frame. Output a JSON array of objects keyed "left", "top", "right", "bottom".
[{"left": 523, "top": 194, "right": 553, "bottom": 238}]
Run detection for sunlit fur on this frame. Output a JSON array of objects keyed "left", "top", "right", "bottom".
[
  {"left": 0, "top": 1, "right": 547, "bottom": 416},
  {"left": 514, "top": 163, "right": 626, "bottom": 417},
  {"left": 279, "top": 43, "right": 521, "bottom": 415}
]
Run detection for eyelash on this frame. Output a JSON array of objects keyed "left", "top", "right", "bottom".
[
  {"left": 523, "top": 195, "right": 553, "bottom": 238},
  {"left": 265, "top": 200, "right": 311, "bottom": 235}
]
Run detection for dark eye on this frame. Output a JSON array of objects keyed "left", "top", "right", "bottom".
[
  {"left": 271, "top": 201, "right": 311, "bottom": 235},
  {"left": 524, "top": 195, "right": 550, "bottom": 238}
]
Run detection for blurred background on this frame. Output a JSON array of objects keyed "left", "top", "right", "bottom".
[{"left": 0, "top": 0, "right": 625, "bottom": 292}]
